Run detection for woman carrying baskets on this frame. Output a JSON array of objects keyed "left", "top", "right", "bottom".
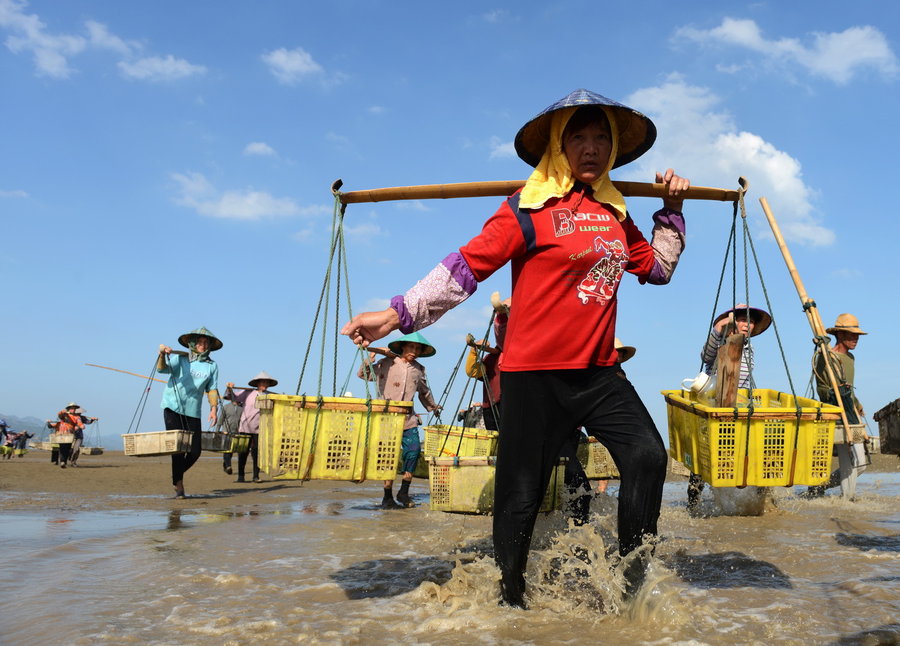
[
  {"left": 343, "top": 89, "right": 689, "bottom": 607},
  {"left": 157, "top": 326, "right": 222, "bottom": 499},
  {"left": 224, "top": 371, "right": 278, "bottom": 483}
]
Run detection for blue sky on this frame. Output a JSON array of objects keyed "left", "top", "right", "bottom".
[{"left": 2, "top": 0, "right": 897, "bottom": 446}]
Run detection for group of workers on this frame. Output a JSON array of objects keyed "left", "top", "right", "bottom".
[
  {"left": 0, "top": 419, "right": 33, "bottom": 459},
  {"left": 55, "top": 88, "right": 868, "bottom": 611},
  {"left": 340, "top": 88, "right": 873, "bottom": 608}
]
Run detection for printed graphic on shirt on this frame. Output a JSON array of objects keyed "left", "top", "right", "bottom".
[
  {"left": 552, "top": 208, "right": 614, "bottom": 238},
  {"left": 577, "top": 237, "right": 627, "bottom": 305}
]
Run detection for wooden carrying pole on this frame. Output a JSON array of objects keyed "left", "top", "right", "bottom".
[
  {"left": 334, "top": 179, "right": 740, "bottom": 205},
  {"left": 758, "top": 197, "right": 853, "bottom": 444}
]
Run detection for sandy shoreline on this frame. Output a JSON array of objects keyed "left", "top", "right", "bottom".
[{"left": 1, "top": 449, "right": 896, "bottom": 514}]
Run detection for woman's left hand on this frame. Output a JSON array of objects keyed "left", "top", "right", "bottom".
[
  {"left": 656, "top": 169, "right": 691, "bottom": 212},
  {"left": 208, "top": 408, "right": 217, "bottom": 425}
]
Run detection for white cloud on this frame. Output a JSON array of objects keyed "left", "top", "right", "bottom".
[
  {"left": 0, "top": 188, "right": 28, "bottom": 198},
  {"left": 171, "top": 171, "right": 311, "bottom": 220},
  {"left": 0, "top": 1, "right": 205, "bottom": 82},
  {"left": 262, "top": 46, "right": 323, "bottom": 85},
  {"left": 343, "top": 220, "right": 384, "bottom": 241},
  {"left": 489, "top": 136, "right": 516, "bottom": 159},
  {"left": 85, "top": 20, "right": 133, "bottom": 56},
  {"left": 367, "top": 105, "right": 386, "bottom": 115},
  {"left": 1, "top": 0, "right": 86, "bottom": 78},
  {"left": 675, "top": 18, "right": 898, "bottom": 84},
  {"left": 482, "top": 10, "right": 510, "bottom": 24},
  {"left": 119, "top": 55, "right": 206, "bottom": 81},
  {"left": 626, "top": 75, "right": 834, "bottom": 246},
  {"left": 244, "top": 142, "right": 277, "bottom": 156},
  {"left": 395, "top": 200, "right": 430, "bottom": 212}
]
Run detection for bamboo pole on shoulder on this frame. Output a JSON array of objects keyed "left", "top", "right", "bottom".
[
  {"left": 333, "top": 179, "right": 740, "bottom": 205},
  {"left": 758, "top": 197, "right": 853, "bottom": 446}
]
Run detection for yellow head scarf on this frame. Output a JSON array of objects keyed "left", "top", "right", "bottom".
[{"left": 518, "top": 105, "right": 627, "bottom": 221}]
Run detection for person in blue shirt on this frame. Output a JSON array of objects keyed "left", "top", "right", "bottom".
[{"left": 157, "top": 326, "right": 222, "bottom": 499}]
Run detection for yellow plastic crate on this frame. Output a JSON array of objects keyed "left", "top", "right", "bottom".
[
  {"left": 662, "top": 388, "right": 842, "bottom": 487},
  {"left": 423, "top": 424, "right": 498, "bottom": 458},
  {"left": 427, "top": 456, "right": 564, "bottom": 514},
  {"left": 228, "top": 433, "right": 253, "bottom": 454},
  {"left": 121, "top": 430, "right": 192, "bottom": 456},
  {"left": 257, "top": 394, "right": 412, "bottom": 482},
  {"left": 576, "top": 437, "right": 619, "bottom": 479}
]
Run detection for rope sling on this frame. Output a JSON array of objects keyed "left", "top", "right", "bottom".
[{"left": 697, "top": 180, "right": 807, "bottom": 486}]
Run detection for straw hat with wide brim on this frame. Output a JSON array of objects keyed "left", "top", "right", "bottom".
[
  {"left": 248, "top": 371, "right": 278, "bottom": 388},
  {"left": 178, "top": 326, "right": 223, "bottom": 352},
  {"left": 826, "top": 313, "right": 867, "bottom": 335},
  {"left": 714, "top": 305, "right": 772, "bottom": 337},
  {"left": 614, "top": 338, "right": 636, "bottom": 363},
  {"left": 65, "top": 402, "right": 80, "bottom": 409},
  {"left": 514, "top": 88, "right": 657, "bottom": 169},
  {"left": 387, "top": 331, "right": 436, "bottom": 358}
]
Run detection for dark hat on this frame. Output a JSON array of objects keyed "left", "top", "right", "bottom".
[
  {"left": 178, "top": 326, "right": 223, "bottom": 352},
  {"left": 514, "top": 89, "right": 657, "bottom": 169},
  {"left": 714, "top": 304, "right": 772, "bottom": 337},
  {"left": 387, "top": 331, "right": 436, "bottom": 358}
]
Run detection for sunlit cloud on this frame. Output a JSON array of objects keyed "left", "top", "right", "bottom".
[
  {"left": 119, "top": 55, "right": 206, "bottom": 81},
  {"left": 262, "top": 46, "right": 323, "bottom": 84},
  {"left": 244, "top": 142, "right": 277, "bottom": 156},
  {"left": 626, "top": 74, "right": 834, "bottom": 246},
  {"left": 489, "top": 136, "right": 516, "bottom": 159},
  {"left": 0, "top": 188, "right": 28, "bottom": 198},
  {"left": 0, "top": 0, "right": 204, "bottom": 81},
  {"left": 675, "top": 18, "right": 898, "bottom": 84},
  {"left": 171, "top": 171, "right": 324, "bottom": 220}
]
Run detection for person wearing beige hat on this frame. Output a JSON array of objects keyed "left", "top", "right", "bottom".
[
  {"left": 224, "top": 371, "right": 278, "bottom": 483},
  {"left": 805, "top": 313, "right": 868, "bottom": 499}
]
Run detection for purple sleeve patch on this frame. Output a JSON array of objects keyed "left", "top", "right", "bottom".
[
  {"left": 652, "top": 208, "right": 686, "bottom": 235},
  {"left": 390, "top": 295, "right": 414, "bottom": 334},
  {"left": 441, "top": 252, "right": 478, "bottom": 294}
]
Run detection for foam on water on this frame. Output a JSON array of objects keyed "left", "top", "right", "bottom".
[{"left": 1, "top": 476, "right": 898, "bottom": 645}]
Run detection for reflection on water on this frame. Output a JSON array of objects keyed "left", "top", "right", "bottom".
[{"left": 0, "top": 477, "right": 898, "bottom": 645}]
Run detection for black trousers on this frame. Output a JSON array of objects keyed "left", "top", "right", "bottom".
[
  {"left": 164, "top": 408, "right": 202, "bottom": 486},
  {"left": 237, "top": 434, "right": 259, "bottom": 479},
  {"left": 493, "top": 366, "right": 667, "bottom": 595}
]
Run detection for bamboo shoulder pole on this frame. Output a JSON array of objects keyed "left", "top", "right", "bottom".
[
  {"left": 86, "top": 363, "right": 168, "bottom": 384},
  {"left": 758, "top": 197, "right": 853, "bottom": 442},
  {"left": 334, "top": 179, "right": 740, "bottom": 205}
]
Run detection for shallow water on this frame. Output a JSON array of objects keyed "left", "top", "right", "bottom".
[{"left": 2, "top": 476, "right": 898, "bottom": 646}]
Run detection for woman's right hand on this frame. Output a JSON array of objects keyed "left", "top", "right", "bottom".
[
  {"left": 341, "top": 308, "right": 401, "bottom": 347},
  {"left": 159, "top": 344, "right": 172, "bottom": 355}
]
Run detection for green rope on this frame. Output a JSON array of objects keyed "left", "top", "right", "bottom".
[
  {"left": 296, "top": 196, "right": 345, "bottom": 395},
  {"left": 700, "top": 203, "right": 738, "bottom": 373}
]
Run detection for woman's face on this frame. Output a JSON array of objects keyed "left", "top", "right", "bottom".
[
  {"left": 194, "top": 336, "right": 210, "bottom": 353},
  {"left": 734, "top": 315, "right": 755, "bottom": 336},
  {"left": 399, "top": 342, "right": 424, "bottom": 362},
  {"left": 562, "top": 121, "right": 612, "bottom": 184}
]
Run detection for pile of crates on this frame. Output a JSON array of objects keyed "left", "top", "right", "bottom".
[{"left": 663, "top": 388, "right": 842, "bottom": 487}]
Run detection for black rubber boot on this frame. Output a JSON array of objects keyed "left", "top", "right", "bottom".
[
  {"left": 396, "top": 479, "right": 413, "bottom": 507},
  {"left": 499, "top": 574, "right": 527, "bottom": 609}
]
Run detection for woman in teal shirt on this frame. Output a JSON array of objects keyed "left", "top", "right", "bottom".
[{"left": 157, "top": 326, "right": 222, "bottom": 498}]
